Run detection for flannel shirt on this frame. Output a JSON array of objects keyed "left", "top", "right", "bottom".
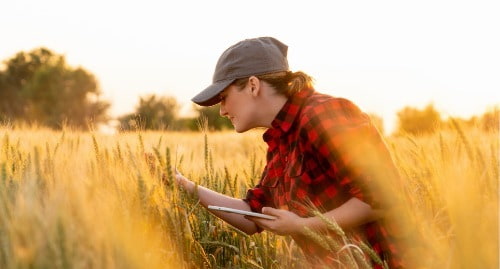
[{"left": 244, "top": 86, "right": 403, "bottom": 268}]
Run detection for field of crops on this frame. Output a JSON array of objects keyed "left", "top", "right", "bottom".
[{"left": 0, "top": 124, "right": 497, "bottom": 268}]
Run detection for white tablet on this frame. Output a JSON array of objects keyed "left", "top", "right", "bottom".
[{"left": 208, "top": 205, "right": 277, "bottom": 220}]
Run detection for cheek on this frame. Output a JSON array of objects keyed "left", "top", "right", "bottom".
[
  {"left": 238, "top": 104, "right": 257, "bottom": 124},
  {"left": 227, "top": 91, "right": 256, "bottom": 121},
  {"left": 227, "top": 94, "right": 245, "bottom": 114}
]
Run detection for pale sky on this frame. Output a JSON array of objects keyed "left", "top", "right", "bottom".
[{"left": 1, "top": 0, "right": 499, "bottom": 133}]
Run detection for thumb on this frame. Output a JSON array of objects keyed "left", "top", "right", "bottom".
[{"left": 262, "top": 207, "right": 278, "bottom": 216}]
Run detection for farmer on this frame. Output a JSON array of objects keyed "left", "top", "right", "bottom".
[{"left": 175, "top": 37, "right": 403, "bottom": 268}]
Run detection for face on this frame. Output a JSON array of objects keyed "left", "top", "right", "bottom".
[{"left": 218, "top": 83, "right": 259, "bottom": 133}]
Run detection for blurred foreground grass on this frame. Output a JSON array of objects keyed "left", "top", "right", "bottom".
[{"left": 0, "top": 124, "right": 497, "bottom": 268}]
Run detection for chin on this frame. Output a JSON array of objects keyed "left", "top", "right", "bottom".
[
  {"left": 234, "top": 127, "right": 249, "bottom": 133},
  {"left": 234, "top": 124, "right": 252, "bottom": 133}
]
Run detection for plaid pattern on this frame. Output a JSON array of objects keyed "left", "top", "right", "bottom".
[{"left": 244, "top": 87, "right": 403, "bottom": 268}]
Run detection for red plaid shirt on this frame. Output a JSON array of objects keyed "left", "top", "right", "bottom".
[{"left": 244, "top": 87, "right": 403, "bottom": 268}]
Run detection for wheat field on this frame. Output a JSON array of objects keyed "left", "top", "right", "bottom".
[{"left": 0, "top": 124, "right": 497, "bottom": 268}]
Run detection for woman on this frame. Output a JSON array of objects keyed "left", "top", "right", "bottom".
[{"left": 176, "top": 37, "right": 403, "bottom": 268}]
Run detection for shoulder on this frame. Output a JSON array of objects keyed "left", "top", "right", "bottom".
[{"left": 299, "top": 92, "right": 368, "bottom": 129}]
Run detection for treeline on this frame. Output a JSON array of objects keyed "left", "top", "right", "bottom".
[
  {"left": 395, "top": 103, "right": 498, "bottom": 135},
  {"left": 1, "top": 48, "right": 498, "bottom": 134},
  {"left": 117, "top": 95, "right": 231, "bottom": 131},
  {"left": 0, "top": 47, "right": 230, "bottom": 131}
]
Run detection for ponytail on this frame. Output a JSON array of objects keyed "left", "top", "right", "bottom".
[{"left": 284, "top": 71, "right": 313, "bottom": 97}]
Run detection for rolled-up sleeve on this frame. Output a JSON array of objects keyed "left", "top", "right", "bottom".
[
  {"left": 243, "top": 182, "right": 270, "bottom": 233},
  {"left": 244, "top": 185, "right": 268, "bottom": 213}
]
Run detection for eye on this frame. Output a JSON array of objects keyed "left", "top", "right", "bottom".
[{"left": 219, "top": 92, "right": 228, "bottom": 102}]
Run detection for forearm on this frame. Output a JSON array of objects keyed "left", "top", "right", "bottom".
[
  {"left": 303, "top": 197, "right": 381, "bottom": 231},
  {"left": 180, "top": 178, "right": 259, "bottom": 235}
]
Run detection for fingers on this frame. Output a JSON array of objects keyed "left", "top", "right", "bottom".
[
  {"left": 245, "top": 216, "right": 282, "bottom": 235},
  {"left": 174, "top": 169, "right": 182, "bottom": 179},
  {"left": 174, "top": 168, "right": 187, "bottom": 181},
  {"left": 171, "top": 168, "right": 183, "bottom": 184},
  {"left": 173, "top": 170, "right": 195, "bottom": 193},
  {"left": 175, "top": 172, "right": 187, "bottom": 186},
  {"left": 244, "top": 216, "right": 269, "bottom": 228}
]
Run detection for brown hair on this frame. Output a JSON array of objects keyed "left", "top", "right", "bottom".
[{"left": 232, "top": 71, "right": 314, "bottom": 98}]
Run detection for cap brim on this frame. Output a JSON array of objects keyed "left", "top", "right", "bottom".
[{"left": 191, "top": 79, "right": 234, "bottom": 106}]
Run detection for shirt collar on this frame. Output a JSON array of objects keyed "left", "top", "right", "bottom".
[{"left": 263, "top": 86, "right": 315, "bottom": 142}]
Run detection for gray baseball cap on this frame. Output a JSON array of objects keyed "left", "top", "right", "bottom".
[{"left": 192, "top": 37, "right": 289, "bottom": 106}]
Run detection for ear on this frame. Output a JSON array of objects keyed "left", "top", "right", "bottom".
[{"left": 247, "top": 76, "right": 261, "bottom": 97}]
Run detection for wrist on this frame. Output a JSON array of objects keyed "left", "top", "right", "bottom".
[
  {"left": 294, "top": 216, "right": 311, "bottom": 235},
  {"left": 301, "top": 216, "right": 320, "bottom": 231},
  {"left": 180, "top": 178, "right": 196, "bottom": 194}
]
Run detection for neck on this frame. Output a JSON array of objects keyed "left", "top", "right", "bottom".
[{"left": 261, "top": 93, "right": 288, "bottom": 128}]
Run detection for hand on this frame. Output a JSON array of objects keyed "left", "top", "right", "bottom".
[
  {"left": 245, "top": 207, "right": 307, "bottom": 236},
  {"left": 174, "top": 169, "right": 195, "bottom": 194}
]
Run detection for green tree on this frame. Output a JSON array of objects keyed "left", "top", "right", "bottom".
[
  {"left": 396, "top": 104, "right": 441, "bottom": 135},
  {"left": 119, "top": 94, "right": 179, "bottom": 130},
  {"left": 0, "top": 48, "right": 55, "bottom": 120},
  {"left": 0, "top": 48, "right": 110, "bottom": 129}
]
